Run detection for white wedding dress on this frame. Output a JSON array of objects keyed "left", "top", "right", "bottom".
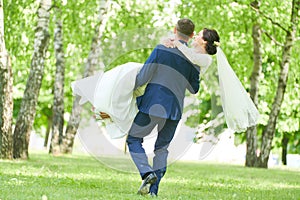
[
  {"left": 72, "top": 43, "right": 259, "bottom": 139},
  {"left": 72, "top": 62, "right": 143, "bottom": 139}
]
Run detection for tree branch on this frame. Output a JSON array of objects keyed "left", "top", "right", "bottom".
[
  {"left": 250, "top": 5, "right": 289, "bottom": 33},
  {"left": 261, "top": 29, "right": 284, "bottom": 46}
]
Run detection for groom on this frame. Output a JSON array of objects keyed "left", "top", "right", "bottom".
[{"left": 126, "top": 18, "right": 199, "bottom": 197}]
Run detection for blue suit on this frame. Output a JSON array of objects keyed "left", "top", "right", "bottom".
[
  {"left": 135, "top": 44, "right": 200, "bottom": 120},
  {"left": 127, "top": 42, "right": 200, "bottom": 195}
]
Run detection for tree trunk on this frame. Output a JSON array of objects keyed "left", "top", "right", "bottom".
[
  {"left": 49, "top": 9, "right": 65, "bottom": 155},
  {"left": 61, "top": 97, "right": 81, "bottom": 154},
  {"left": 13, "top": 0, "right": 51, "bottom": 159},
  {"left": 0, "top": 0, "right": 13, "bottom": 159},
  {"left": 44, "top": 115, "right": 52, "bottom": 148},
  {"left": 281, "top": 132, "right": 289, "bottom": 165},
  {"left": 61, "top": 0, "right": 108, "bottom": 154},
  {"left": 258, "top": 0, "right": 299, "bottom": 168},
  {"left": 246, "top": 0, "right": 262, "bottom": 167}
]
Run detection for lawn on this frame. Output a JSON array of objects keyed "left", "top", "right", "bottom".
[{"left": 0, "top": 152, "right": 299, "bottom": 200}]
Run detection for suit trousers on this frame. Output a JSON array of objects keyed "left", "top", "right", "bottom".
[{"left": 126, "top": 111, "right": 179, "bottom": 194}]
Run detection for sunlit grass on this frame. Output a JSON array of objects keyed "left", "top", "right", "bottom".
[{"left": 0, "top": 153, "right": 299, "bottom": 200}]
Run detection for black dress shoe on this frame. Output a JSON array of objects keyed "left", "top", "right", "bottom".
[{"left": 137, "top": 173, "right": 157, "bottom": 195}]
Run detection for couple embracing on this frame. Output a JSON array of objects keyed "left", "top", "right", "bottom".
[
  {"left": 72, "top": 18, "right": 259, "bottom": 197},
  {"left": 125, "top": 18, "right": 219, "bottom": 197}
]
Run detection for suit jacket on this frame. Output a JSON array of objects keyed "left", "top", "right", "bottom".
[{"left": 135, "top": 42, "right": 200, "bottom": 120}]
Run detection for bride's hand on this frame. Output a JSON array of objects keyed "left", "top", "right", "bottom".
[{"left": 161, "top": 37, "right": 175, "bottom": 48}]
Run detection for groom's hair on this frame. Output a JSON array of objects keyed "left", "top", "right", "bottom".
[{"left": 176, "top": 18, "right": 195, "bottom": 38}]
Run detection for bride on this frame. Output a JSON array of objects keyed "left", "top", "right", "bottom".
[{"left": 72, "top": 28, "right": 259, "bottom": 139}]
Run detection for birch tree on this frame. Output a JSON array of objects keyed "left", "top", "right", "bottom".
[
  {"left": 0, "top": 0, "right": 13, "bottom": 159},
  {"left": 247, "top": 0, "right": 300, "bottom": 168},
  {"left": 61, "top": 0, "right": 108, "bottom": 154},
  {"left": 258, "top": 0, "right": 299, "bottom": 168},
  {"left": 49, "top": 7, "right": 65, "bottom": 155},
  {"left": 13, "top": 0, "right": 52, "bottom": 159},
  {"left": 245, "top": 0, "right": 262, "bottom": 167}
]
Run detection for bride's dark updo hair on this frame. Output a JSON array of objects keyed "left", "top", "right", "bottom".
[{"left": 202, "top": 28, "right": 220, "bottom": 55}]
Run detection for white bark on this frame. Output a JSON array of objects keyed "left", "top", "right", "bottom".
[
  {"left": 13, "top": 0, "right": 52, "bottom": 159},
  {"left": 0, "top": 0, "right": 13, "bottom": 159}
]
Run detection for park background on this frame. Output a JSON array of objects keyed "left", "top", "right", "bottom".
[{"left": 0, "top": 0, "right": 300, "bottom": 199}]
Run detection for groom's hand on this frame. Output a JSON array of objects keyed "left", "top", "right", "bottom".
[
  {"left": 91, "top": 107, "right": 111, "bottom": 120},
  {"left": 99, "top": 112, "right": 110, "bottom": 119}
]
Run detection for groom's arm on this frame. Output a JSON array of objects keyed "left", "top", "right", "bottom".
[
  {"left": 187, "top": 66, "right": 200, "bottom": 94},
  {"left": 134, "top": 47, "right": 159, "bottom": 90}
]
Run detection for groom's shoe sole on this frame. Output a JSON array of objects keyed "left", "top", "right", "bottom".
[{"left": 137, "top": 173, "right": 157, "bottom": 195}]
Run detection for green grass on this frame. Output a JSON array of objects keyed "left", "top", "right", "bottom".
[{"left": 0, "top": 152, "right": 299, "bottom": 200}]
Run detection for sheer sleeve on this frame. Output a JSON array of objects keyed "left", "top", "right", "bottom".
[{"left": 174, "top": 40, "right": 212, "bottom": 73}]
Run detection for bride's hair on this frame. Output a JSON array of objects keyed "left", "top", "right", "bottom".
[{"left": 202, "top": 28, "right": 220, "bottom": 55}]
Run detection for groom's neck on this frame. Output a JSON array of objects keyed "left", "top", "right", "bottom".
[
  {"left": 176, "top": 36, "right": 189, "bottom": 43},
  {"left": 175, "top": 34, "right": 189, "bottom": 43}
]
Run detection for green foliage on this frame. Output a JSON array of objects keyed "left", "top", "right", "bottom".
[
  {"left": 4, "top": 0, "right": 299, "bottom": 153},
  {"left": 0, "top": 153, "right": 299, "bottom": 199},
  {"left": 4, "top": 0, "right": 179, "bottom": 135},
  {"left": 179, "top": 0, "right": 256, "bottom": 132},
  {"left": 179, "top": 0, "right": 300, "bottom": 153},
  {"left": 4, "top": 0, "right": 37, "bottom": 98},
  {"left": 100, "top": 0, "right": 180, "bottom": 69},
  {"left": 5, "top": 0, "right": 102, "bottom": 133}
]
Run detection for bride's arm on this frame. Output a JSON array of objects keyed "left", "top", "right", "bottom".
[
  {"left": 174, "top": 40, "right": 212, "bottom": 73},
  {"left": 160, "top": 36, "right": 175, "bottom": 48}
]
